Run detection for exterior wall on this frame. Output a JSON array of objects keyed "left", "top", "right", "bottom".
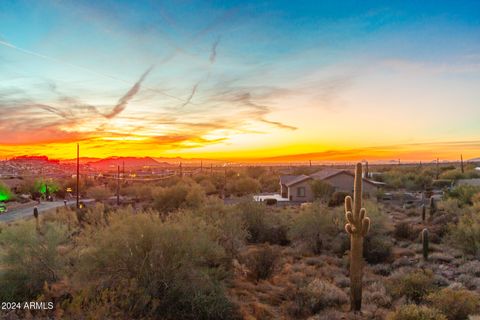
[
  {"left": 324, "top": 173, "right": 377, "bottom": 195},
  {"left": 280, "top": 183, "right": 288, "bottom": 198},
  {"left": 287, "top": 180, "right": 314, "bottom": 202},
  {"left": 286, "top": 173, "right": 378, "bottom": 203}
]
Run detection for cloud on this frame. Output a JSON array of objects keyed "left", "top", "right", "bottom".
[
  {"left": 103, "top": 65, "right": 154, "bottom": 119},
  {"left": 209, "top": 37, "right": 220, "bottom": 64}
]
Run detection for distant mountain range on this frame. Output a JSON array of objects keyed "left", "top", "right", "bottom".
[{"left": 86, "top": 157, "right": 172, "bottom": 170}]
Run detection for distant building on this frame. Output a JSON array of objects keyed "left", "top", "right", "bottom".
[
  {"left": 280, "top": 169, "right": 381, "bottom": 202},
  {"left": 456, "top": 178, "right": 480, "bottom": 187}
]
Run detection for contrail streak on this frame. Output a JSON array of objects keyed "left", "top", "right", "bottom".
[
  {"left": 0, "top": 39, "right": 185, "bottom": 102},
  {"left": 180, "top": 82, "right": 200, "bottom": 108},
  {"left": 104, "top": 66, "right": 154, "bottom": 119}
]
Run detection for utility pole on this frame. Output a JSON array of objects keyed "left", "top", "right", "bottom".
[
  {"left": 436, "top": 158, "right": 439, "bottom": 180},
  {"left": 76, "top": 143, "right": 80, "bottom": 209},
  {"left": 461, "top": 154, "right": 464, "bottom": 174},
  {"left": 365, "top": 161, "right": 369, "bottom": 179},
  {"left": 117, "top": 165, "right": 120, "bottom": 206}
]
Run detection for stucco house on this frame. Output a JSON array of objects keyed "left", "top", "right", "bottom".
[{"left": 280, "top": 169, "right": 380, "bottom": 202}]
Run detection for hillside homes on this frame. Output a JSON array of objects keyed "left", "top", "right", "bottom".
[{"left": 280, "top": 169, "right": 381, "bottom": 202}]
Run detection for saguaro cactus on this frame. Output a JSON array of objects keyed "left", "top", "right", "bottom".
[
  {"left": 422, "top": 228, "right": 429, "bottom": 260},
  {"left": 345, "top": 163, "right": 371, "bottom": 312},
  {"left": 421, "top": 204, "right": 426, "bottom": 222},
  {"left": 33, "top": 206, "right": 39, "bottom": 230},
  {"left": 429, "top": 197, "right": 436, "bottom": 217}
]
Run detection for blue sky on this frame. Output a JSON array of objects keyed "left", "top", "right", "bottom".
[{"left": 0, "top": 0, "right": 479, "bottom": 160}]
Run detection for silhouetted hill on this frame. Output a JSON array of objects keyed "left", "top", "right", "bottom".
[{"left": 87, "top": 157, "right": 171, "bottom": 170}]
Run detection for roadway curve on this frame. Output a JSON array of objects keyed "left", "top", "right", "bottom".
[{"left": 0, "top": 200, "right": 77, "bottom": 223}]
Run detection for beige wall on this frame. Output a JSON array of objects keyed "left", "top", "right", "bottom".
[
  {"left": 287, "top": 173, "right": 378, "bottom": 203},
  {"left": 287, "top": 179, "right": 314, "bottom": 202},
  {"left": 324, "top": 173, "right": 377, "bottom": 195}
]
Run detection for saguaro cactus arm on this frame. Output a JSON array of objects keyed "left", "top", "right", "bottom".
[{"left": 344, "top": 163, "right": 370, "bottom": 312}]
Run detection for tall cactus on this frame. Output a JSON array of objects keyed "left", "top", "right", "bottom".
[
  {"left": 422, "top": 228, "right": 429, "bottom": 260},
  {"left": 429, "top": 197, "right": 436, "bottom": 217},
  {"left": 345, "top": 163, "right": 370, "bottom": 312},
  {"left": 421, "top": 204, "right": 426, "bottom": 222},
  {"left": 33, "top": 206, "right": 39, "bottom": 231}
]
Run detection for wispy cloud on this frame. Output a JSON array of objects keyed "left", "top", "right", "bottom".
[{"left": 104, "top": 65, "right": 154, "bottom": 118}]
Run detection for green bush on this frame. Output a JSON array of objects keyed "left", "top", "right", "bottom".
[
  {"left": 388, "top": 269, "right": 435, "bottom": 303},
  {"left": 394, "top": 221, "right": 417, "bottom": 240},
  {"left": 0, "top": 221, "right": 69, "bottom": 301},
  {"left": 447, "top": 185, "right": 480, "bottom": 206},
  {"left": 236, "top": 200, "right": 290, "bottom": 245},
  {"left": 449, "top": 208, "right": 480, "bottom": 256},
  {"left": 310, "top": 180, "right": 335, "bottom": 202},
  {"left": 387, "top": 304, "right": 447, "bottom": 320},
  {"left": 172, "top": 198, "right": 248, "bottom": 257},
  {"left": 227, "top": 177, "right": 261, "bottom": 196},
  {"left": 152, "top": 182, "right": 206, "bottom": 213},
  {"left": 364, "top": 235, "right": 393, "bottom": 264},
  {"left": 236, "top": 200, "right": 267, "bottom": 243},
  {"left": 427, "top": 288, "right": 480, "bottom": 320},
  {"left": 328, "top": 191, "right": 349, "bottom": 206},
  {"left": 73, "top": 212, "right": 238, "bottom": 320},
  {"left": 241, "top": 244, "right": 278, "bottom": 281},
  {"left": 86, "top": 186, "right": 111, "bottom": 201},
  {"left": 293, "top": 279, "right": 348, "bottom": 316},
  {"left": 288, "top": 203, "right": 339, "bottom": 254}
]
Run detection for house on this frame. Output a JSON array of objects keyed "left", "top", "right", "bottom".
[
  {"left": 456, "top": 178, "right": 480, "bottom": 187},
  {"left": 280, "top": 169, "right": 380, "bottom": 202}
]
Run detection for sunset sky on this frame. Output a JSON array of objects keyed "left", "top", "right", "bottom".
[{"left": 0, "top": 1, "right": 479, "bottom": 162}]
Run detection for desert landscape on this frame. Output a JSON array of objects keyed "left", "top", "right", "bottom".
[{"left": 1, "top": 1, "right": 480, "bottom": 319}]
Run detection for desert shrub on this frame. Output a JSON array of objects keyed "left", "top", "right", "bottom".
[
  {"left": 236, "top": 200, "right": 289, "bottom": 245},
  {"left": 394, "top": 221, "right": 417, "bottom": 240},
  {"left": 0, "top": 221, "right": 69, "bottom": 301},
  {"left": 236, "top": 200, "right": 267, "bottom": 243},
  {"left": 72, "top": 213, "right": 237, "bottom": 320},
  {"left": 174, "top": 198, "right": 248, "bottom": 257},
  {"left": 459, "top": 261, "right": 480, "bottom": 277},
  {"left": 152, "top": 182, "right": 206, "bottom": 213},
  {"left": 245, "top": 166, "right": 266, "bottom": 179},
  {"left": 200, "top": 179, "right": 217, "bottom": 195},
  {"left": 262, "top": 211, "right": 291, "bottom": 245},
  {"left": 387, "top": 304, "right": 447, "bottom": 320},
  {"left": 241, "top": 244, "right": 278, "bottom": 281},
  {"left": 289, "top": 203, "right": 340, "bottom": 254},
  {"left": 296, "top": 279, "right": 348, "bottom": 314},
  {"left": 427, "top": 288, "right": 480, "bottom": 320},
  {"left": 364, "top": 235, "right": 393, "bottom": 264},
  {"left": 447, "top": 185, "right": 480, "bottom": 206},
  {"left": 121, "top": 184, "right": 154, "bottom": 201},
  {"left": 449, "top": 208, "right": 480, "bottom": 257},
  {"left": 228, "top": 177, "right": 261, "bottom": 196},
  {"left": 328, "top": 191, "right": 350, "bottom": 206},
  {"left": 388, "top": 269, "right": 435, "bottom": 303},
  {"left": 86, "top": 186, "right": 111, "bottom": 201},
  {"left": 364, "top": 281, "right": 392, "bottom": 308},
  {"left": 310, "top": 180, "right": 335, "bottom": 202},
  {"left": 259, "top": 173, "right": 279, "bottom": 192}
]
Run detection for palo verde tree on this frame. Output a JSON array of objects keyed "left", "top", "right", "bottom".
[{"left": 344, "top": 163, "right": 371, "bottom": 312}]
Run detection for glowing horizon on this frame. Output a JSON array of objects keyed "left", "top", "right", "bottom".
[{"left": 1, "top": 1, "right": 479, "bottom": 162}]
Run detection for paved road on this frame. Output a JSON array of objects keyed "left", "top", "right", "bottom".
[{"left": 0, "top": 200, "right": 77, "bottom": 223}]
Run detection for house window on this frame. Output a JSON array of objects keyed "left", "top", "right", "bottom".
[{"left": 297, "top": 187, "right": 306, "bottom": 197}]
